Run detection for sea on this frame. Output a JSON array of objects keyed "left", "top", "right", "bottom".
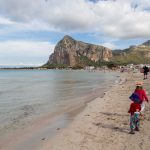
[{"left": 0, "top": 69, "right": 120, "bottom": 147}]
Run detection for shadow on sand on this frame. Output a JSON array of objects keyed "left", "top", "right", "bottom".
[
  {"left": 93, "top": 122, "right": 129, "bottom": 134},
  {"left": 93, "top": 111, "right": 129, "bottom": 134},
  {"left": 99, "top": 111, "right": 129, "bottom": 117}
]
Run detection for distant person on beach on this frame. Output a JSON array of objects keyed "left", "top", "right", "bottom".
[
  {"left": 143, "top": 65, "right": 149, "bottom": 80},
  {"left": 128, "top": 102, "right": 141, "bottom": 134}
]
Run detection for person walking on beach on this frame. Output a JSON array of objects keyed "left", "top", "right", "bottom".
[
  {"left": 128, "top": 102, "right": 141, "bottom": 134},
  {"left": 143, "top": 65, "right": 149, "bottom": 80},
  {"left": 128, "top": 82, "right": 149, "bottom": 134},
  {"left": 133, "top": 82, "right": 149, "bottom": 114}
]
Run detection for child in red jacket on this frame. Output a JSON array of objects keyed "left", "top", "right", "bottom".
[
  {"left": 128, "top": 102, "right": 141, "bottom": 134},
  {"left": 134, "top": 82, "right": 149, "bottom": 113},
  {"left": 128, "top": 82, "right": 148, "bottom": 134}
]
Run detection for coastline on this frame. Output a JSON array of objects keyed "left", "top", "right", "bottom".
[{"left": 40, "top": 72, "right": 150, "bottom": 150}]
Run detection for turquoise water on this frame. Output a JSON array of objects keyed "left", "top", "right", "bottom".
[{"left": 0, "top": 69, "right": 119, "bottom": 136}]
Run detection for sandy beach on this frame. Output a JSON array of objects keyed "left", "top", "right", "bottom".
[{"left": 40, "top": 72, "right": 150, "bottom": 150}]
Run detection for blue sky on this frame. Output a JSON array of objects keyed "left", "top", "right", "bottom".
[{"left": 0, "top": 0, "right": 150, "bottom": 66}]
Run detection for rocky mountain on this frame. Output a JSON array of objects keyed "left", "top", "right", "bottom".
[
  {"left": 46, "top": 35, "right": 112, "bottom": 67},
  {"left": 44, "top": 37, "right": 150, "bottom": 68},
  {"left": 111, "top": 40, "right": 150, "bottom": 64}
]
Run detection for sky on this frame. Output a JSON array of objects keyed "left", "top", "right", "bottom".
[{"left": 0, "top": 0, "right": 150, "bottom": 66}]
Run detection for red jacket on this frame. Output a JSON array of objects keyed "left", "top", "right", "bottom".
[
  {"left": 128, "top": 102, "right": 141, "bottom": 115},
  {"left": 134, "top": 89, "right": 149, "bottom": 103}
]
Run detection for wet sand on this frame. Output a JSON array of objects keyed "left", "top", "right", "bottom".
[{"left": 41, "top": 72, "right": 150, "bottom": 150}]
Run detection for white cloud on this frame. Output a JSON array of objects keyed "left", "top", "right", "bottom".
[
  {"left": 0, "top": 0, "right": 150, "bottom": 38},
  {"left": 101, "top": 42, "right": 117, "bottom": 49},
  {"left": 0, "top": 16, "right": 13, "bottom": 24},
  {"left": 0, "top": 40, "right": 55, "bottom": 65}
]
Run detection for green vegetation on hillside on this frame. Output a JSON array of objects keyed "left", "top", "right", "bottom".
[{"left": 112, "top": 49, "right": 150, "bottom": 65}]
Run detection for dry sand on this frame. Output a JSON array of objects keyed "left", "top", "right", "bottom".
[{"left": 41, "top": 72, "right": 150, "bottom": 150}]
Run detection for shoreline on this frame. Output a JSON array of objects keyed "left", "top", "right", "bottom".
[{"left": 40, "top": 72, "right": 150, "bottom": 150}]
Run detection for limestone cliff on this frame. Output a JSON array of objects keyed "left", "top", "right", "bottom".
[{"left": 47, "top": 35, "right": 112, "bottom": 67}]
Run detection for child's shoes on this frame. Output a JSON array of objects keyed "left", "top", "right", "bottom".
[
  {"left": 135, "top": 127, "right": 139, "bottom": 131},
  {"left": 129, "top": 130, "right": 135, "bottom": 134}
]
